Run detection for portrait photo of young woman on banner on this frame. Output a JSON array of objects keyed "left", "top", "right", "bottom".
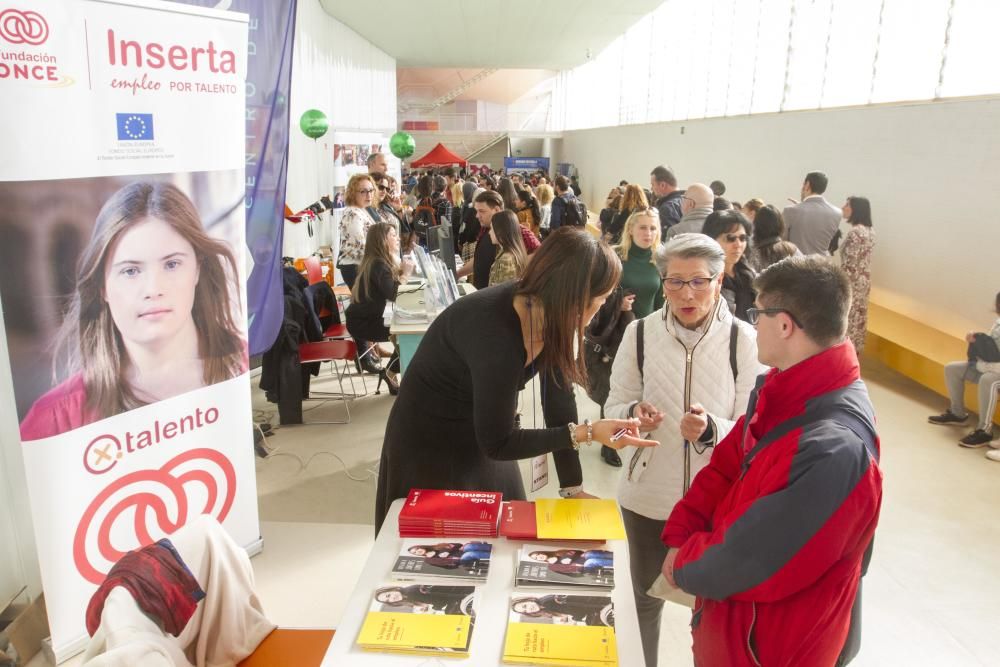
[{"left": 0, "top": 172, "right": 247, "bottom": 441}]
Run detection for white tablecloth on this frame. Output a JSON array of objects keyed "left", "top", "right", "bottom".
[{"left": 321, "top": 498, "right": 645, "bottom": 666}]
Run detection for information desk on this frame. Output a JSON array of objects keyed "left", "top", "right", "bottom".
[
  {"left": 389, "top": 282, "right": 475, "bottom": 375},
  {"left": 321, "top": 498, "right": 645, "bottom": 666}
]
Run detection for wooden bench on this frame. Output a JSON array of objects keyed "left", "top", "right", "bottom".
[
  {"left": 867, "top": 300, "right": 1000, "bottom": 426},
  {"left": 239, "top": 628, "right": 335, "bottom": 667}
]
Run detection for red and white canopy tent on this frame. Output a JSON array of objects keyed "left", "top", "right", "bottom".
[{"left": 408, "top": 143, "right": 468, "bottom": 168}]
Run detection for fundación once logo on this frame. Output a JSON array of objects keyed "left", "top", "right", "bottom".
[
  {"left": 116, "top": 112, "right": 154, "bottom": 140},
  {"left": 0, "top": 8, "right": 49, "bottom": 46}
]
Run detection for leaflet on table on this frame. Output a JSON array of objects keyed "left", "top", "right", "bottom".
[
  {"left": 500, "top": 501, "right": 607, "bottom": 545},
  {"left": 502, "top": 592, "right": 617, "bottom": 666},
  {"left": 534, "top": 499, "right": 626, "bottom": 541},
  {"left": 356, "top": 583, "right": 479, "bottom": 657},
  {"left": 393, "top": 305, "right": 428, "bottom": 323},
  {"left": 391, "top": 539, "right": 493, "bottom": 584},
  {"left": 515, "top": 544, "right": 614, "bottom": 590}
]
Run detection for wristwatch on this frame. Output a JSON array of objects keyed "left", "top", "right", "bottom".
[{"left": 559, "top": 485, "right": 583, "bottom": 498}]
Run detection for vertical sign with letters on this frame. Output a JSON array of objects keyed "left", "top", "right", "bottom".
[{"left": 0, "top": 0, "right": 257, "bottom": 660}]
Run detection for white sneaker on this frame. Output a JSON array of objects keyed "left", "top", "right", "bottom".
[{"left": 986, "top": 449, "right": 1000, "bottom": 462}]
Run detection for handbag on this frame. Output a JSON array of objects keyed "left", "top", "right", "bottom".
[{"left": 583, "top": 287, "right": 634, "bottom": 407}]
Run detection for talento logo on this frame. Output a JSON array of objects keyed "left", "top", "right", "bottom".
[
  {"left": 0, "top": 9, "right": 49, "bottom": 46},
  {"left": 82, "top": 405, "right": 219, "bottom": 475}
]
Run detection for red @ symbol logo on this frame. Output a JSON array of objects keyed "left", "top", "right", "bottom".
[
  {"left": 72, "top": 448, "right": 237, "bottom": 585},
  {"left": 0, "top": 9, "right": 48, "bottom": 45}
]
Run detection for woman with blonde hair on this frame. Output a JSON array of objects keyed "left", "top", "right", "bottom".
[
  {"left": 488, "top": 211, "right": 528, "bottom": 286},
  {"left": 587, "top": 208, "right": 663, "bottom": 468},
  {"left": 741, "top": 197, "right": 765, "bottom": 223},
  {"left": 337, "top": 173, "right": 382, "bottom": 289},
  {"left": 20, "top": 181, "right": 246, "bottom": 440},
  {"left": 615, "top": 209, "right": 663, "bottom": 319},
  {"left": 346, "top": 223, "right": 415, "bottom": 394},
  {"left": 536, "top": 184, "right": 555, "bottom": 237},
  {"left": 606, "top": 185, "right": 649, "bottom": 245}
]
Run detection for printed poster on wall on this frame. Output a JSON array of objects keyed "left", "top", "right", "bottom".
[{"left": 0, "top": 0, "right": 256, "bottom": 660}]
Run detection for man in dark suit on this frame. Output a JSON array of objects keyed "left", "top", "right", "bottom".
[{"left": 783, "top": 171, "right": 842, "bottom": 256}]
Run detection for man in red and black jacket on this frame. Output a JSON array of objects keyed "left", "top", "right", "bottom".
[{"left": 661, "top": 256, "right": 883, "bottom": 667}]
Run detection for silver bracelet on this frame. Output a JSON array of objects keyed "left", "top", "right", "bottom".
[
  {"left": 584, "top": 419, "right": 593, "bottom": 447},
  {"left": 559, "top": 485, "right": 584, "bottom": 498},
  {"left": 567, "top": 422, "right": 580, "bottom": 450}
]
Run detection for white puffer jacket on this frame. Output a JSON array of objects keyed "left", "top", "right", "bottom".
[{"left": 606, "top": 300, "right": 765, "bottom": 520}]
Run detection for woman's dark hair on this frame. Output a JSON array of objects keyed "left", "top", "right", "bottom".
[
  {"left": 750, "top": 205, "right": 797, "bottom": 270},
  {"left": 416, "top": 175, "right": 433, "bottom": 199},
  {"left": 490, "top": 210, "right": 527, "bottom": 276},
  {"left": 702, "top": 209, "right": 751, "bottom": 240},
  {"left": 752, "top": 205, "right": 786, "bottom": 244},
  {"left": 515, "top": 227, "right": 622, "bottom": 388},
  {"left": 713, "top": 196, "right": 731, "bottom": 211},
  {"left": 54, "top": 182, "right": 245, "bottom": 419},
  {"left": 516, "top": 186, "right": 541, "bottom": 224},
  {"left": 498, "top": 177, "right": 518, "bottom": 211},
  {"left": 846, "top": 196, "right": 873, "bottom": 227},
  {"left": 432, "top": 175, "right": 447, "bottom": 194}
]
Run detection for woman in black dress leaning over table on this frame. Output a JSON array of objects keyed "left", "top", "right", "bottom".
[{"left": 374, "top": 227, "right": 659, "bottom": 532}]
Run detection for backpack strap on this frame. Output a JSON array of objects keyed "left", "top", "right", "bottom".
[
  {"left": 729, "top": 320, "right": 738, "bottom": 382},
  {"left": 636, "top": 319, "right": 645, "bottom": 379}
]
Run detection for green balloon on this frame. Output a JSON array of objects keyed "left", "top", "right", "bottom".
[
  {"left": 299, "top": 109, "right": 328, "bottom": 139},
  {"left": 389, "top": 132, "right": 416, "bottom": 159}
]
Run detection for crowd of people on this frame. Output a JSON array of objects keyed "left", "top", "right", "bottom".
[{"left": 328, "top": 154, "right": 994, "bottom": 666}]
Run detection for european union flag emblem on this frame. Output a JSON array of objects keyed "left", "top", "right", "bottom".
[{"left": 116, "top": 113, "right": 154, "bottom": 141}]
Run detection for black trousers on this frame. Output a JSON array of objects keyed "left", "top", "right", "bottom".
[
  {"left": 338, "top": 264, "right": 375, "bottom": 364},
  {"left": 622, "top": 506, "right": 669, "bottom": 667}
]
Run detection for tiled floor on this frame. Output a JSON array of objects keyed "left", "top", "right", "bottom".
[
  {"left": 245, "top": 357, "right": 1000, "bottom": 667},
  {"left": 34, "top": 356, "right": 1000, "bottom": 666}
]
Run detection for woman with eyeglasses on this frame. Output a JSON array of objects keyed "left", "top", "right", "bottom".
[
  {"left": 371, "top": 173, "right": 400, "bottom": 233},
  {"left": 337, "top": 173, "right": 383, "bottom": 289},
  {"left": 604, "top": 233, "right": 764, "bottom": 667},
  {"left": 338, "top": 173, "right": 386, "bottom": 373},
  {"left": 702, "top": 209, "right": 756, "bottom": 323}
]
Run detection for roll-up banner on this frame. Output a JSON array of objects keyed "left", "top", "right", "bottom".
[{"left": 0, "top": 0, "right": 257, "bottom": 660}]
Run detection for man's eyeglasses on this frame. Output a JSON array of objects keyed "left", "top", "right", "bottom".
[
  {"left": 746, "top": 307, "right": 802, "bottom": 328},
  {"left": 725, "top": 233, "right": 748, "bottom": 243},
  {"left": 662, "top": 274, "right": 719, "bottom": 292}
]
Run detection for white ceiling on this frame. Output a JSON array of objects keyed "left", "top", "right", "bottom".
[
  {"left": 397, "top": 69, "right": 555, "bottom": 105},
  {"left": 318, "top": 0, "right": 665, "bottom": 69}
]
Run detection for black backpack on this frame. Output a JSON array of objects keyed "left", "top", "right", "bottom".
[
  {"left": 561, "top": 195, "right": 588, "bottom": 227},
  {"left": 412, "top": 197, "right": 439, "bottom": 242}
]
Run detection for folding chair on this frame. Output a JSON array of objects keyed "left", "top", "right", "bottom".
[{"left": 298, "top": 340, "right": 370, "bottom": 424}]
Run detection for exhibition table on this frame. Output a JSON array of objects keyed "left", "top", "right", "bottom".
[
  {"left": 320, "top": 497, "right": 645, "bottom": 666},
  {"left": 389, "top": 282, "right": 475, "bottom": 374}
]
